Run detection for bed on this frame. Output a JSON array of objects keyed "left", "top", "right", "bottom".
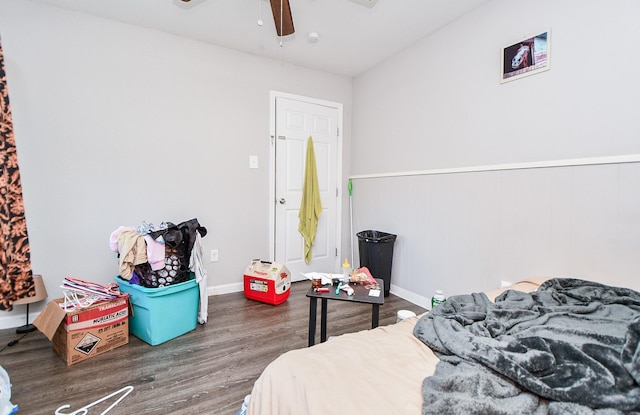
[{"left": 247, "top": 277, "right": 640, "bottom": 414}]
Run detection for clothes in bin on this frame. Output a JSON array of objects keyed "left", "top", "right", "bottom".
[
  {"left": 243, "top": 260, "right": 291, "bottom": 305},
  {"left": 110, "top": 217, "right": 209, "bottom": 324},
  {"left": 134, "top": 219, "right": 207, "bottom": 288},
  {"left": 116, "top": 276, "right": 199, "bottom": 345}
]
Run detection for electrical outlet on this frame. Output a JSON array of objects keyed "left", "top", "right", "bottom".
[
  {"left": 210, "top": 249, "right": 219, "bottom": 262},
  {"left": 500, "top": 280, "right": 512, "bottom": 288}
]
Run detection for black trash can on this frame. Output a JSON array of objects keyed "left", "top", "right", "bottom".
[{"left": 357, "top": 230, "right": 397, "bottom": 297}]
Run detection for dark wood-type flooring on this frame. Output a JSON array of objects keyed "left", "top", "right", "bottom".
[{"left": 0, "top": 281, "right": 427, "bottom": 414}]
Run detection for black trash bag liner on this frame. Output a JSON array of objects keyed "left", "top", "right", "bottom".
[{"left": 135, "top": 218, "right": 207, "bottom": 288}]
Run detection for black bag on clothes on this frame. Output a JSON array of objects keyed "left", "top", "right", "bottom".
[{"left": 134, "top": 218, "right": 207, "bottom": 288}]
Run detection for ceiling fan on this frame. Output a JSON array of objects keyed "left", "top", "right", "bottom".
[
  {"left": 268, "top": 0, "right": 294, "bottom": 37},
  {"left": 177, "top": 0, "right": 376, "bottom": 38},
  {"left": 178, "top": 0, "right": 294, "bottom": 36}
]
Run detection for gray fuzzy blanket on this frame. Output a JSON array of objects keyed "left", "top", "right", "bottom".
[{"left": 413, "top": 278, "right": 640, "bottom": 415}]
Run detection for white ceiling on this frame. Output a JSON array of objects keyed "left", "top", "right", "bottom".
[{"left": 34, "top": 0, "right": 492, "bottom": 77}]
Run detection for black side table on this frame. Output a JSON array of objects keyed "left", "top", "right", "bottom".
[{"left": 306, "top": 278, "right": 384, "bottom": 346}]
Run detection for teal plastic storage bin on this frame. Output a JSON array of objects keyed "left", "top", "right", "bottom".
[{"left": 116, "top": 277, "right": 199, "bottom": 346}]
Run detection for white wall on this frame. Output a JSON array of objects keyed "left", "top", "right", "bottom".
[
  {"left": 0, "top": 0, "right": 352, "bottom": 328},
  {"left": 350, "top": 0, "right": 640, "bottom": 305},
  {"left": 3, "top": 0, "right": 639, "bottom": 328},
  {"left": 352, "top": 0, "right": 640, "bottom": 174}
]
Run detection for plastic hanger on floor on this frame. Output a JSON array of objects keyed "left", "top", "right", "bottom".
[{"left": 55, "top": 385, "right": 133, "bottom": 415}]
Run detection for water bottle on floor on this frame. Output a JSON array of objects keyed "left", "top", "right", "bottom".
[
  {"left": 0, "top": 366, "right": 18, "bottom": 415},
  {"left": 431, "top": 290, "right": 446, "bottom": 309},
  {"left": 236, "top": 394, "right": 250, "bottom": 415}
]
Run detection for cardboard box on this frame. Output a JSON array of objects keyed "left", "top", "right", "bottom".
[
  {"left": 34, "top": 297, "right": 129, "bottom": 366},
  {"left": 243, "top": 260, "right": 291, "bottom": 305}
]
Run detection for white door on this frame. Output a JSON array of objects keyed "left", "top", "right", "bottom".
[{"left": 270, "top": 93, "right": 342, "bottom": 281}]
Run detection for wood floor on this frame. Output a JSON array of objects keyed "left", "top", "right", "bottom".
[{"left": 0, "top": 281, "right": 427, "bottom": 415}]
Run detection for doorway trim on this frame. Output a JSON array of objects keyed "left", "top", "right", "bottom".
[{"left": 268, "top": 90, "right": 344, "bottom": 275}]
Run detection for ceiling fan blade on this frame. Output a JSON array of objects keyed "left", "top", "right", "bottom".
[{"left": 269, "top": 0, "right": 295, "bottom": 36}]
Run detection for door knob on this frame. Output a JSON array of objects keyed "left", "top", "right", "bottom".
[{"left": 279, "top": 198, "right": 286, "bottom": 204}]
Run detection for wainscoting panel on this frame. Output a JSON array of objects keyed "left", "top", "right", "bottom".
[{"left": 351, "top": 161, "right": 640, "bottom": 303}]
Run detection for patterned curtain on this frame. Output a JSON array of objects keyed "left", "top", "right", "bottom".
[{"left": 0, "top": 36, "right": 33, "bottom": 311}]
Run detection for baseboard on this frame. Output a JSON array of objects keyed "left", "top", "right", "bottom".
[
  {"left": 0, "top": 312, "right": 37, "bottom": 331},
  {"left": 389, "top": 284, "right": 429, "bottom": 310},
  {"left": 0, "top": 282, "right": 421, "bottom": 330},
  {"left": 209, "top": 282, "right": 244, "bottom": 296}
]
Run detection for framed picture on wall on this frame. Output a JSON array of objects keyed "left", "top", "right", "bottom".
[{"left": 501, "top": 31, "right": 550, "bottom": 83}]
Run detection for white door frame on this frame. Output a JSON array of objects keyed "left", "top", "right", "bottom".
[{"left": 268, "top": 90, "right": 343, "bottom": 276}]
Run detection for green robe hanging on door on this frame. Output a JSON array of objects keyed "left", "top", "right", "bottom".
[{"left": 298, "top": 136, "right": 322, "bottom": 264}]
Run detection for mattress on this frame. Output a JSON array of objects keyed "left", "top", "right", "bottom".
[{"left": 247, "top": 277, "right": 550, "bottom": 415}]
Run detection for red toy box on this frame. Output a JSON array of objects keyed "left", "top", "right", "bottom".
[{"left": 243, "top": 260, "right": 291, "bottom": 305}]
